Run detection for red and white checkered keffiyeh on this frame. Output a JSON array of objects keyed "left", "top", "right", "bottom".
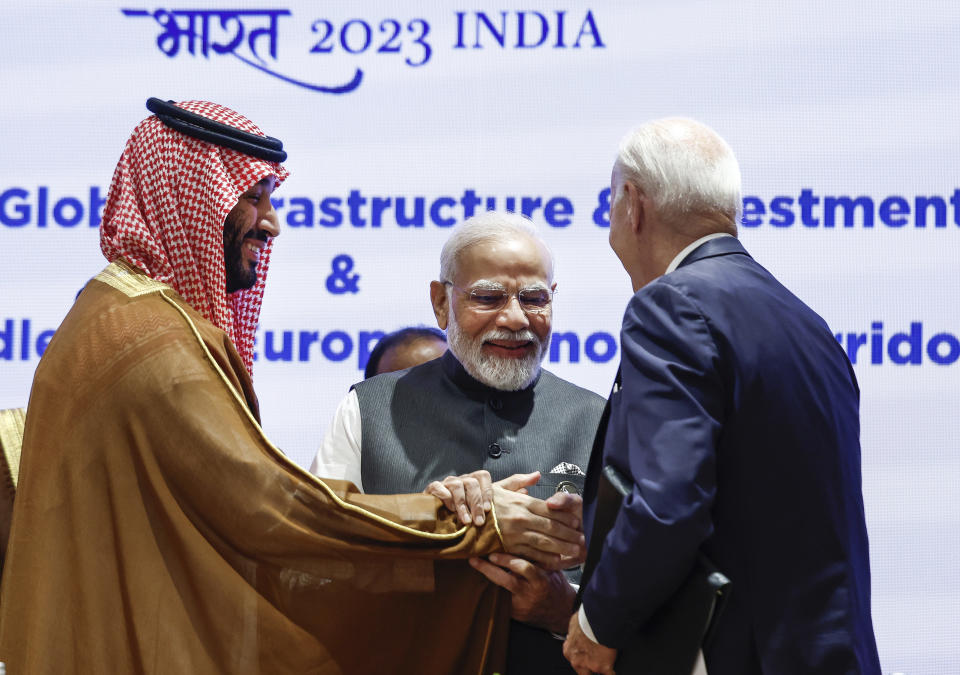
[{"left": 100, "top": 100, "right": 289, "bottom": 375}]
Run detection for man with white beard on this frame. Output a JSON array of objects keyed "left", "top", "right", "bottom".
[{"left": 312, "top": 211, "right": 606, "bottom": 673}]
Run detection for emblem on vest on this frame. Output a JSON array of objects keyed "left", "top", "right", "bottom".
[{"left": 550, "top": 462, "right": 585, "bottom": 495}]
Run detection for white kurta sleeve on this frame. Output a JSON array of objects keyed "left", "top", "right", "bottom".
[{"left": 310, "top": 389, "right": 364, "bottom": 492}]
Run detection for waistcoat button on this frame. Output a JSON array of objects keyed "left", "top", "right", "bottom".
[{"left": 488, "top": 442, "right": 502, "bottom": 458}]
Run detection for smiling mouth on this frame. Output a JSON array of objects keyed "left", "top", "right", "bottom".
[
  {"left": 484, "top": 340, "right": 533, "bottom": 355},
  {"left": 243, "top": 236, "right": 267, "bottom": 256}
]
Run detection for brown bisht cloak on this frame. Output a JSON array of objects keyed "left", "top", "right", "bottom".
[{"left": 0, "top": 262, "right": 509, "bottom": 674}]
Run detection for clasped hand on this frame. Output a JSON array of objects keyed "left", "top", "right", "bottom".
[{"left": 424, "top": 470, "right": 585, "bottom": 570}]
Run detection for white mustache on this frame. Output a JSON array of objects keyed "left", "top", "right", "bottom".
[{"left": 482, "top": 329, "right": 539, "bottom": 343}]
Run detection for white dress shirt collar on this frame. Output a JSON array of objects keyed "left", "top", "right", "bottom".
[{"left": 664, "top": 232, "right": 734, "bottom": 275}]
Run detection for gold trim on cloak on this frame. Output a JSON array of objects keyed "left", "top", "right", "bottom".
[
  {"left": 95, "top": 259, "right": 171, "bottom": 297},
  {"left": 0, "top": 407, "right": 25, "bottom": 490},
  {"left": 91, "top": 261, "right": 501, "bottom": 543}
]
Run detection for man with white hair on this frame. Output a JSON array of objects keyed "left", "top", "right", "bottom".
[
  {"left": 564, "top": 118, "right": 881, "bottom": 674},
  {"left": 313, "top": 211, "right": 606, "bottom": 673}
]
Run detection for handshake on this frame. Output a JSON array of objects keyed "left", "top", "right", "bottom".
[{"left": 425, "top": 469, "right": 586, "bottom": 571}]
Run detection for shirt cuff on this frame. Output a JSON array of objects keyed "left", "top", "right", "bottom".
[{"left": 578, "top": 605, "right": 599, "bottom": 644}]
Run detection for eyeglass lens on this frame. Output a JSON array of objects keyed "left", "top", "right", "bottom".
[{"left": 468, "top": 288, "right": 551, "bottom": 312}]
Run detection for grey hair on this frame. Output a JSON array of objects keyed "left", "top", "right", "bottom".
[
  {"left": 439, "top": 211, "right": 555, "bottom": 283},
  {"left": 614, "top": 117, "right": 742, "bottom": 226}
]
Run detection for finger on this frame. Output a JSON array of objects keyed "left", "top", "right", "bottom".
[
  {"left": 563, "top": 641, "right": 590, "bottom": 675},
  {"left": 471, "top": 470, "right": 494, "bottom": 511},
  {"left": 469, "top": 557, "right": 520, "bottom": 592},
  {"left": 579, "top": 644, "right": 617, "bottom": 675},
  {"left": 595, "top": 659, "right": 616, "bottom": 675},
  {"left": 544, "top": 491, "right": 575, "bottom": 507},
  {"left": 499, "top": 555, "right": 541, "bottom": 582},
  {"left": 571, "top": 648, "right": 606, "bottom": 675},
  {"left": 522, "top": 511, "right": 584, "bottom": 546},
  {"left": 445, "top": 478, "right": 471, "bottom": 525},
  {"left": 480, "top": 553, "right": 518, "bottom": 570},
  {"left": 424, "top": 481, "right": 454, "bottom": 512},
  {"left": 547, "top": 503, "right": 582, "bottom": 531},
  {"left": 462, "top": 477, "right": 486, "bottom": 526},
  {"left": 496, "top": 471, "right": 540, "bottom": 492},
  {"left": 545, "top": 491, "right": 582, "bottom": 514},
  {"left": 559, "top": 546, "right": 587, "bottom": 568},
  {"left": 522, "top": 529, "right": 585, "bottom": 559},
  {"left": 564, "top": 650, "right": 587, "bottom": 675},
  {"left": 510, "top": 545, "right": 562, "bottom": 571},
  {"left": 488, "top": 553, "right": 539, "bottom": 581},
  {"left": 518, "top": 492, "right": 581, "bottom": 527},
  {"left": 529, "top": 501, "right": 582, "bottom": 534},
  {"left": 566, "top": 655, "right": 585, "bottom": 673}
]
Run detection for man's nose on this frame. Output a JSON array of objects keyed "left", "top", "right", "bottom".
[
  {"left": 257, "top": 207, "right": 281, "bottom": 239},
  {"left": 495, "top": 295, "right": 530, "bottom": 331}
]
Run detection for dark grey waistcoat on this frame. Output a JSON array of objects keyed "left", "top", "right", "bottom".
[
  {"left": 354, "top": 351, "right": 605, "bottom": 501},
  {"left": 353, "top": 350, "right": 607, "bottom": 674}
]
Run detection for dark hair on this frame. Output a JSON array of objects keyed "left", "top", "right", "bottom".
[{"left": 364, "top": 326, "right": 446, "bottom": 379}]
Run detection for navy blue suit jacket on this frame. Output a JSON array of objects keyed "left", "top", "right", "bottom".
[{"left": 581, "top": 237, "right": 881, "bottom": 674}]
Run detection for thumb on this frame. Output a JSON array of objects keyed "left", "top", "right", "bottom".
[
  {"left": 546, "top": 492, "right": 582, "bottom": 511},
  {"left": 496, "top": 471, "right": 541, "bottom": 492}
]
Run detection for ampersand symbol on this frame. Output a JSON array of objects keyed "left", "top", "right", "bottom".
[
  {"left": 593, "top": 187, "right": 611, "bottom": 227},
  {"left": 326, "top": 254, "right": 360, "bottom": 294}
]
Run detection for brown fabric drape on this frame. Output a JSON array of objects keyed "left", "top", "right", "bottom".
[{"left": 0, "top": 262, "right": 509, "bottom": 674}]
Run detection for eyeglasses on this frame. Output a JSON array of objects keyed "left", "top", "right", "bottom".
[{"left": 443, "top": 281, "right": 554, "bottom": 314}]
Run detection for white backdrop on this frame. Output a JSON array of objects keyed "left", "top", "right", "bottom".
[{"left": 1, "top": 2, "right": 958, "bottom": 672}]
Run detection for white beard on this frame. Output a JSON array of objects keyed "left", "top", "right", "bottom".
[{"left": 446, "top": 315, "right": 549, "bottom": 391}]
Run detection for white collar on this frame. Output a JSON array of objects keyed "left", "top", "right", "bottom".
[{"left": 665, "top": 233, "right": 734, "bottom": 275}]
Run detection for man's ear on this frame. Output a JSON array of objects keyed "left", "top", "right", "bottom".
[
  {"left": 624, "top": 181, "right": 645, "bottom": 235},
  {"left": 429, "top": 281, "right": 449, "bottom": 330}
]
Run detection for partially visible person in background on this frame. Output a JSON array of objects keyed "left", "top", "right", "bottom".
[{"left": 364, "top": 326, "right": 447, "bottom": 378}]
